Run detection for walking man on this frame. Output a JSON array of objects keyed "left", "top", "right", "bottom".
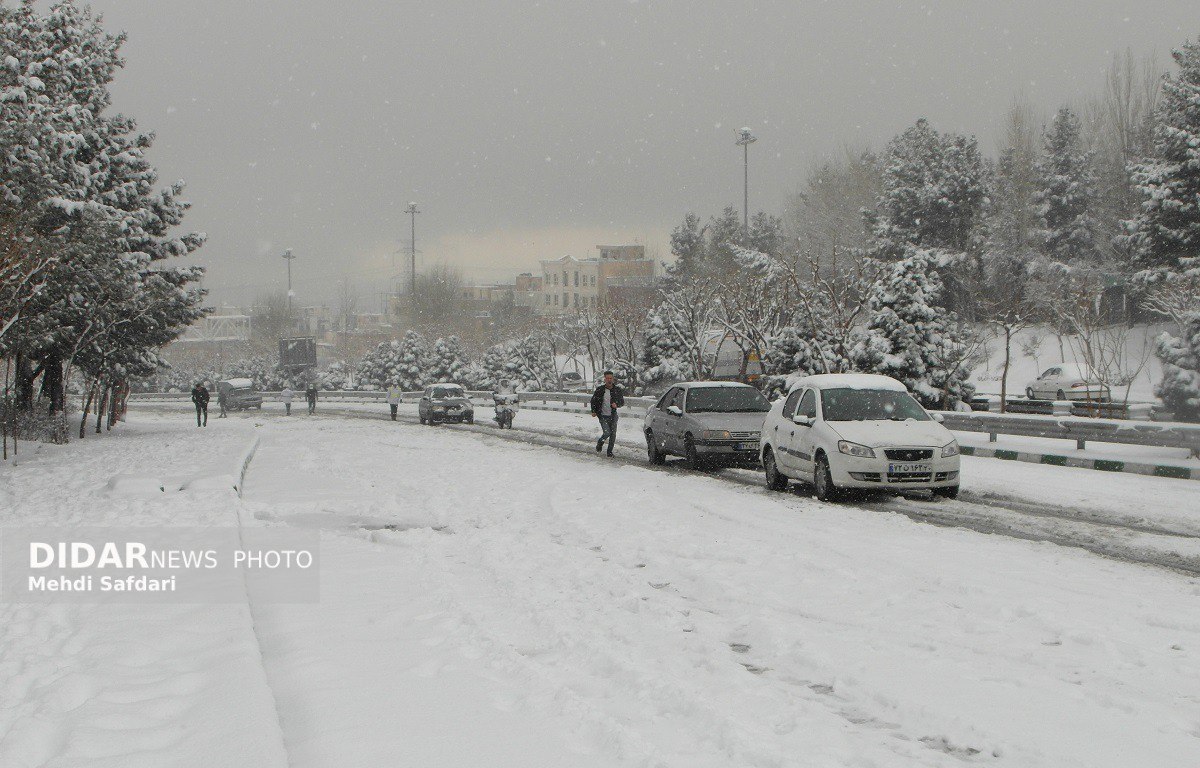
[
  {"left": 191, "top": 381, "right": 209, "bottom": 427},
  {"left": 386, "top": 384, "right": 402, "bottom": 421},
  {"left": 305, "top": 384, "right": 318, "bottom": 414},
  {"left": 217, "top": 385, "right": 228, "bottom": 418},
  {"left": 280, "top": 385, "right": 294, "bottom": 416},
  {"left": 590, "top": 370, "right": 624, "bottom": 457}
]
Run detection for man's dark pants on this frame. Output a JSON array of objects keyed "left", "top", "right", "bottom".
[
  {"left": 596, "top": 413, "right": 618, "bottom": 454},
  {"left": 195, "top": 404, "right": 207, "bottom": 427},
  {"left": 389, "top": 404, "right": 398, "bottom": 420}
]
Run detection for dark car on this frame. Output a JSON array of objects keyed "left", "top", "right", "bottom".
[
  {"left": 643, "top": 382, "right": 770, "bottom": 469},
  {"left": 216, "top": 378, "right": 263, "bottom": 411},
  {"left": 419, "top": 383, "right": 474, "bottom": 425}
]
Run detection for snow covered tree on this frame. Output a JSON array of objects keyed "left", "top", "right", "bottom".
[
  {"left": 1155, "top": 312, "right": 1200, "bottom": 422},
  {"left": 427, "top": 335, "right": 471, "bottom": 383},
  {"left": 851, "top": 251, "right": 975, "bottom": 408},
  {"left": 868, "top": 119, "right": 989, "bottom": 260},
  {"left": 355, "top": 331, "right": 433, "bottom": 391},
  {"left": 666, "top": 213, "right": 705, "bottom": 279},
  {"left": 479, "top": 334, "right": 555, "bottom": 390},
  {"left": 1034, "top": 107, "right": 1102, "bottom": 267},
  {"left": 1122, "top": 38, "right": 1200, "bottom": 280}
]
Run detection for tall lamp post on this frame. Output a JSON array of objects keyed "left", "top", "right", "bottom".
[
  {"left": 735, "top": 127, "right": 757, "bottom": 238},
  {"left": 281, "top": 248, "right": 296, "bottom": 312},
  {"left": 404, "top": 202, "right": 420, "bottom": 297}
]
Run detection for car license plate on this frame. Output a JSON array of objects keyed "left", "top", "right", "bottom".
[
  {"left": 888, "top": 462, "right": 931, "bottom": 473},
  {"left": 736, "top": 442, "right": 758, "bottom": 451}
]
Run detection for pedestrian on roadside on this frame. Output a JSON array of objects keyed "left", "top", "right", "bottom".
[
  {"left": 280, "top": 385, "right": 295, "bottom": 416},
  {"left": 217, "top": 385, "right": 228, "bottom": 418},
  {"left": 191, "top": 381, "right": 210, "bottom": 427},
  {"left": 589, "top": 370, "right": 624, "bottom": 457},
  {"left": 386, "top": 384, "right": 403, "bottom": 421},
  {"left": 305, "top": 384, "right": 318, "bottom": 414}
]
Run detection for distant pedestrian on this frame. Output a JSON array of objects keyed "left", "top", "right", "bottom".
[
  {"left": 191, "top": 382, "right": 209, "bottom": 427},
  {"left": 386, "top": 385, "right": 403, "bottom": 421},
  {"left": 305, "top": 385, "right": 318, "bottom": 414},
  {"left": 589, "top": 370, "right": 624, "bottom": 457},
  {"left": 280, "top": 385, "right": 295, "bottom": 416},
  {"left": 217, "top": 386, "right": 228, "bottom": 418}
]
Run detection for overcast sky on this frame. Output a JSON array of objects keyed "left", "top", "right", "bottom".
[{"left": 87, "top": 0, "right": 1195, "bottom": 309}]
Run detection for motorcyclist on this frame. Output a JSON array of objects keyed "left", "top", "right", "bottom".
[{"left": 493, "top": 379, "right": 518, "bottom": 427}]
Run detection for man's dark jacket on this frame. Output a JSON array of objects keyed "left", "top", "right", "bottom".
[
  {"left": 590, "top": 384, "right": 625, "bottom": 416},
  {"left": 191, "top": 386, "right": 209, "bottom": 406}
]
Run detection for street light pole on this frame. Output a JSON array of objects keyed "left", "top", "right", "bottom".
[
  {"left": 736, "top": 127, "right": 757, "bottom": 239},
  {"left": 404, "top": 202, "right": 420, "bottom": 296},
  {"left": 281, "top": 248, "right": 296, "bottom": 312}
]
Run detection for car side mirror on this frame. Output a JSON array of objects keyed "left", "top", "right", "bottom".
[
  {"left": 666, "top": 405, "right": 683, "bottom": 416},
  {"left": 931, "top": 412, "right": 945, "bottom": 423},
  {"left": 792, "top": 414, "right": 813, "bottom": 427}
]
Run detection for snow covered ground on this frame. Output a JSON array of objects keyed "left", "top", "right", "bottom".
[{"left": 4, "top": 409, "right": 1200, "bottom": 767}]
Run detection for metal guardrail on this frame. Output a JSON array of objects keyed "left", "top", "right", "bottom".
[
  {"left": 130, "top": 391, "right": 1199, "bottom": 455},
  {"left": 969, "top": 394, "right": 1156, "bottom": 421},
  {"left": 936, "top": 410, "right": 1200, "bottom": 453}
]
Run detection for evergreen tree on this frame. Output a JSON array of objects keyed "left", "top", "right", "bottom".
[
  {"left": 666, "top": 213, "right": 705, "bottom": 279},
  {"left": 1155, "top": 311, "right": 1200, "bottom": 422},
  {"left": 851, "top": 251, "right": 974, "bottom": 408},
  {"left": 1122, "top": 39, "right": 1200, "bottom": 279},
  {"left": 428, "top": 335, "right": 471, "bottom": 383},
  {"left": 356, "top": 331, "right": 433, "bottom": 391},
  {"left": 869, "top": 119, "right": 989, "bottom": 260},
  {"left": 1034, "top": 107, "right": 1101, "bottom": 266}
]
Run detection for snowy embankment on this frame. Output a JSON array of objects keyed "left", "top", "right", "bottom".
[{"left": 5, "top": 410, "right": 1200, "bottom": 766}]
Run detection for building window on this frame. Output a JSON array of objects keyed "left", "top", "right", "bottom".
[
  {"left": 553, "top": 294, "right": 559, "bottom": 306},
  {"left": 573, "top": 293, "right": 579, "bottom": 307},
  {"left": 574, "top": 272, "right": 579, "bottom": 287},
  {"left": 544, "top": 294, "right": 550, "bottom": 305},
  {"left": 553, "top": 273, "right": 558, "bottom": 286}
]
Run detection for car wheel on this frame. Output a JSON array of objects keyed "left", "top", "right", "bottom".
[
  {"left": 466, "top": 415, "right": 474, "bottom": 425},
  {"left": 814, "top": 454, "right": 840, "bottom": 502},
  {"left": 1056, "top": 389, "right": 1067, "bottom": 401},
  {"left": 683, "top": 434, "right": 702, "bottom": 470},
  {"left": 763, "top": 448, "right": 788, "bottom": 491},
  {"left": 1025, "top": 387, "right": 1035, "bottom": 400},
  {"left": 646, "top": 431, "right": 666, "bottom": 465},
  {"left": 933, "top": 485, "right": 960, "bottom": 500}
]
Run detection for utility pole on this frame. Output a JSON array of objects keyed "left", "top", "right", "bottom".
[
  {"left": 404, "top": 202, "right": 420, "bottom": 296},
  {"left": 736, "top": 127, "right": 757, "bottom": 239},
  {"left": 281, "top": 248, "right": 296, "bottom": 312}
]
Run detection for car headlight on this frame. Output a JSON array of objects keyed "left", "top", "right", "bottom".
[
  {"left": 838, "top": 440, "right": 875, "bottom": 458},
  {"left": 433, "top": 406, "right": 445, "bottom": 412},
  {"left": 941, "top": 441, "right": 960, "bottom": 457},
  {"left": 702, "top": 430, "right": 731, "bottom": 440}
]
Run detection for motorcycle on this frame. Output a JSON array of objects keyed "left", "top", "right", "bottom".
[{"left": 492, "top": 393, "right": 519, "bottom": 429}]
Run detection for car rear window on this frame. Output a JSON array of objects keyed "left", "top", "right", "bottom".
[
  {"left": 432, "top": 386, "right": 464, "bottom": 399},
  {"left": 685, "top": 387, "right": 770, "bottom": 414}
]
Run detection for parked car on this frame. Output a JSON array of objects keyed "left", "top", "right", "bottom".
[
  {"left": 1024, "top": 363, "right": 1111, "bottom": 402},
  {"left": 558, "top": 371, "right": 589, "bottom": 392},
  {"left": 644, "top": 382, "right": 770, "bottom": 468},
  {"left": 216, "top": 378, "right": 262, "bottom": 411},
  {"left": 759, "top": 373, "right": 961, "bottom": 501},
  {"left": 419, "top": 383, "right": 474, "bottom": 425}
]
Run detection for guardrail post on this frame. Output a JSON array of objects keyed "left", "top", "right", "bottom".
[
  {"left": 1051, "top": 400, "right": 1072, "bottom": 417},
  {"left": 1076, "top": 438, "right": 1086, "bottom": 451},
  {"left": 989, "top": 432, "right": 997, "bottom": 443}
]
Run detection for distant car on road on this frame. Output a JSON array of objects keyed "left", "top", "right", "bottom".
[
  {"left": 217, "top": 378, "right": 262, "bottom": 411},
  {"left": 643, "top": 382, "right": 770, "bottom": 469},
  {"left": 1024, "top": 363, "right": 1111, "bottom": 402},
  {"left": 759, "top": 373, "right": 961, "bottom": 501},
  {"left": 558, "top": 371, "right": 589, "bottom": 392},
  {"left": 419, "top": 383, "right": 474, "bottom": 425}
]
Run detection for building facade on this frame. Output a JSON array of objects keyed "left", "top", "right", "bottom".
[{"left": 536, "top": 244, "right": 655, "bottom": 316}]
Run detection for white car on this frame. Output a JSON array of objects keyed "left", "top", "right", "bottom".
[
  {"left": 759, "top": 373, "right": 961, "bottom": 501},
  {"left": 1024, "top": 363, "right": 1111, "bottom": 402}
]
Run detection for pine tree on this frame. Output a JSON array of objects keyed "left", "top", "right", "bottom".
[
  {"left": 428, "top": 335, "right": 471, "bottom": 383},
  {"left": 666, "top": 213, "right": 705, "bottom": 279},
  {"left": 1155, "top": 312, "right": 1200, "bottom": 422},
  {"left": 851, "top": 251, "right": 974, "bottom": 408},
  {"left": 869, "top": 119, "right": 989, "bottom": 260},
  {"left": 1034, "top": 107, "right": 1101, "bottom": 266},
  {"left": 1122, "top": 39, "right": 1200, "bottom": 279}
]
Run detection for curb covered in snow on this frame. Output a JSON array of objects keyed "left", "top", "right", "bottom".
[{"left": 959, "top": 444, "right": 1199, "bottom": 481}]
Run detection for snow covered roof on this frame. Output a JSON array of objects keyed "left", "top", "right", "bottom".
[
  {"left": 787, "top": 373, "right": 908, "bottom": 393},
  {"left": 679, "top": 381, "right": 756, "bottom": 389},
  {"left": 220, "top": 378, "right": 255, "bottom": 389}
]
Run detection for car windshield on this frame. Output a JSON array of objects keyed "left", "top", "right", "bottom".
[
  {"left": 685, "top": 387, "right": 770, "bottom": 414},
  {"left": 561, "top": 373, "right": 581, "bottom": 381},
  {"left": 432, "top": 387, "right": 464, "bottom": 399},
  {"left": 819, "top": 388, "right": 929, "bottom": 422}
]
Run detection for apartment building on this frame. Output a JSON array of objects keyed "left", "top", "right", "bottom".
[{"left": 536, "top": 244, "right": 655, "bottom": 315}]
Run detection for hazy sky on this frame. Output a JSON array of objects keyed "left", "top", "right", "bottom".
[{"left": 87, "top": 0, "right": 1195, "bottom": 308}]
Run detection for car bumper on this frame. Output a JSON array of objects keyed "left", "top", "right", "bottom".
[
  {"left": 831, "top": 454, "right": 961, "bottom": 489},
  {"left": 695, "top": 440, "right": 762, "bottom": 464},
  {"left": 430, "top": 410, "right": 472, "bottom": 421}
]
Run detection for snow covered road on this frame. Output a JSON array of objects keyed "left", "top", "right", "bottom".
[{"left": 6, "top": 410, "right": 1200, "bottom": 766}]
